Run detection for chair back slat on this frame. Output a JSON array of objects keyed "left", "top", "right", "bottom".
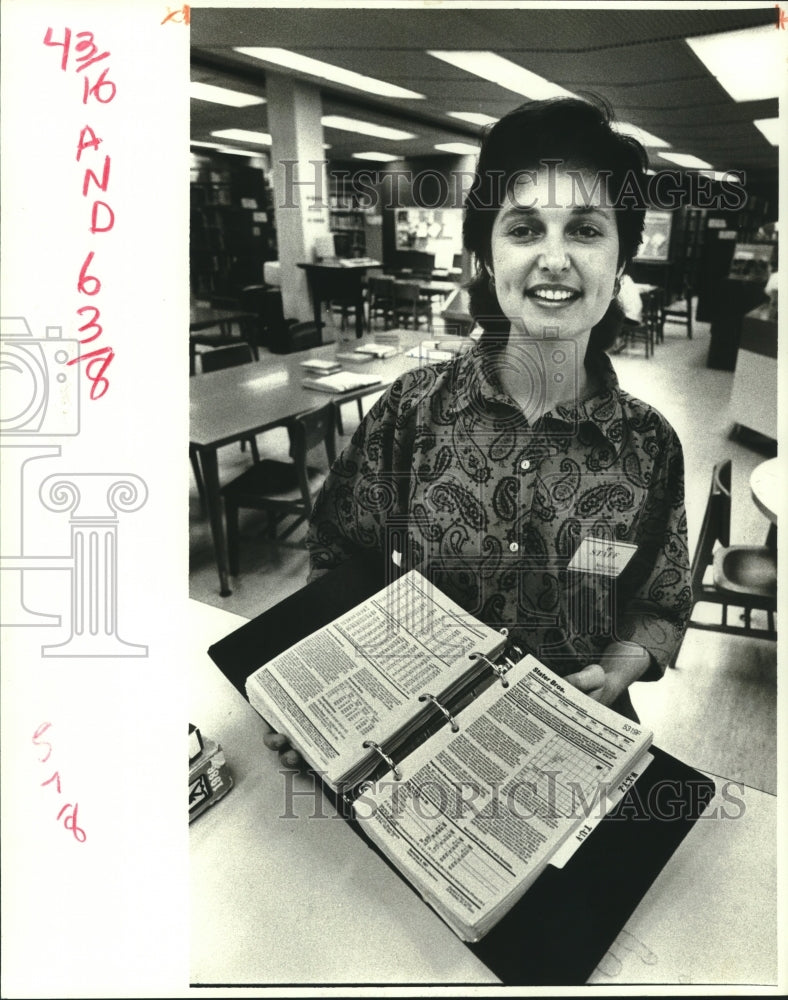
[{"left": 200, "top": 343, "right": 254, "bottom": 373}]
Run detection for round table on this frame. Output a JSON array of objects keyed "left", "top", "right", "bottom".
[{"left": 750, "top": 457, "right": 779, "bottom": 523}]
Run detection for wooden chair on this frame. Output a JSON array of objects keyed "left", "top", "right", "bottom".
[
  {"left": 393, "top": 281, "right": 432, "bottom": 332},
  {"left": 221, "top": 402, "right": 337, "bottom": 573},
  {"left": 622, "top": 287, "right": 660, "bottom": 358},
  {"left": 199, "top": 343, "right": 261, "bottom": 463},
  {"left": 367, "top": 276, "right": 395, "bottom": 330},
  {"left": 681, "top": 459, "right": 777, "bottom": 650},
  {"left": 663, "top": 272, "right": 694, "bottom": 340}
]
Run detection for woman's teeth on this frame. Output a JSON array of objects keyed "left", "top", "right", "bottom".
[{"left": 530, "top": 288, "right": 577, "bottom": 301}]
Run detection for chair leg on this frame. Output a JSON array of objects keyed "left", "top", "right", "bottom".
[
  {"left": 356, "top": 399, "right": 364, "bottom": 423},
  {"left": 336, "top": 405, "right": 345, "bottom": 436},
  {"left": 190, "top": 448, "right": 206, "bottom": 509},
  {"left": 686, "top": 296, "right": 693, "bottom": 339},
  {"left": 225, "top": 499, "right": 240, "bottom": 576},
  {"left": 249, "top": 436, "right": 261, "bottom": 464}
]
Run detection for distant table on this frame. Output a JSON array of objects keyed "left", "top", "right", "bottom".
[
  {"left": 750, "top": 457, "right": 779, "bottom": 524},
  {"left": 189, "top": 598, "right": 778, "bottom": 986},
  {"left": 190, "top": 330, "right": 428, "bottom": 596},
  {"left": 298, "top": 262, "right": 379, "bottom": 340},
  {"left": 189, "top": 306, "right": 256, "bottom": 375}
]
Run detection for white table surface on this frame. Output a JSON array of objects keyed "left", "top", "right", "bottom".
[{"left": 189, "top": 599, "right": 778, "bottom": 987}]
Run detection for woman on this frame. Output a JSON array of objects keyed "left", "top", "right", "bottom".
[{"left": 292, "top": 98, "right": 690, "bottom": 736}]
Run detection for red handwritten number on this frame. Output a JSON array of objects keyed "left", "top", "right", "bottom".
[
  {"left": 162, "top": 5, "right": 190, "bottom": 25},
  {"left": 74, "top": 32, "right": 110, "bottom": 72},
  {"left": 77, "top": 306, "right": 103, "bottom": 344},
  {"left": 43, "top": 27, "right": 71, "bottom": 70},
  {"left": 83, "top": 68, "right": 117, "bottom": 105},
  {"left": 777, "top": 4, "right": 787, "bottom": 27},
  {"left": 68, "top": 347, "right": 114, "bottom": 401},
  {"left": 57, "top": 803, "right": 87, "bottom": 843},
  {"left": 32, "top": 722, "right": 53, "bottom": 762},
  {"left": 77, "top": 252, "right": 101, "bottom": 296},
  {"left": 42, "top": 771, "right": 63, "bottom": 793}
]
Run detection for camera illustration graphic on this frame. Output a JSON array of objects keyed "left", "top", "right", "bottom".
[
  {"left": 0, "top": 317, "right": 80, "bottom": 436},
  {"left": 501, "top": 331, "right": 579, "bottom": 432}
]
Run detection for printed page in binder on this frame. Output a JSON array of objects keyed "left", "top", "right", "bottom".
[
  {"left": 245, "top": 570, "right": 508, "bottom": 791},
  {"left": 352, "top": 655, "right": 653, "bottom": 943}
]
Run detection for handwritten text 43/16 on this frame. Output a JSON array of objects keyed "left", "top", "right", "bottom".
[{"left": 43, "top": 27, "right": 117, "bottom": 400}]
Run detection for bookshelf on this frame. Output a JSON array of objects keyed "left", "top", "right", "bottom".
[{"left": 190, "top": 155, "right": 278, "bottom": 298}]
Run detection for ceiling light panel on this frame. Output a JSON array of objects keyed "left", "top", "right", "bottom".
[
  {"left": 428, "top": 51, "right": 574, "bottom": 100},
  {"left": 322, "top": 115, "right": 415, "bottom": 141},
  {"left": 190, "top": 82, "right": 265, "bottom": 107},
  {"left": 211, "top": 129, "right": 272, "bottom": 145},
  {"left": 615, "top": 122, "right": 671, "bottom": 148},
  {"left": 434, "top": 142, "right": 480, "bottom": 155},
  {"left": 235, "top": 46, "right": 424, "bottom": 99},
  {"left": 352, "top": 151, "right": 401, "bottom": 162},
  {"left": 447, "top": 111, "right": 499, "bottom": 126},
  {"left": 685, "top": 25, "right": 780, "bottom": 102},
  {"left": 656, "top": 151, "right": 713, "bottom": 169}
]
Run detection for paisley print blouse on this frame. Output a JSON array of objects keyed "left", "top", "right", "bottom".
[{"left": 306, "top": 334, "right": 691, "bottom": 681}]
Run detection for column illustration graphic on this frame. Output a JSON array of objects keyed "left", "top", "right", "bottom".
[{"left": 39, "top": 474, "right": 149, "bottom": 657}]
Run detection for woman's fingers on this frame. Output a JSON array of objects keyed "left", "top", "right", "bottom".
[
  {"left": 263, "top": 731, "right": 304, "bottom": 769},
  {"left": 263, "top": 731, "right": 289, "bottom": 751}
]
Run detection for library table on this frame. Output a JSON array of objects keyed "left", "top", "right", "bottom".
[
  {"left": 189, "top": 598, "right": 778, "bottom": 987},
  {"left": 298, "top": 261, "right": 380, "bottom": 340},
  {"left": 190, "top": 330, "right": 428, "bottom": 597}
]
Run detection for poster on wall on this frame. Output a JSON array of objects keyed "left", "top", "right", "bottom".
[{"left": 635, "top": 210, "right": 673, "bottom": 262}]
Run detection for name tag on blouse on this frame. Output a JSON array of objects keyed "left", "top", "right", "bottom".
[{"left": 567, "top": 537, "right": 638, "bottom": 578}]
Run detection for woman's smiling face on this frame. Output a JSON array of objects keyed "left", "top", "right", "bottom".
[{"left": 489, "top": 164, "right": 622, "bottom": 345}]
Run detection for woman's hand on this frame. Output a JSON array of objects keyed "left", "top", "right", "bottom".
[
  {"left": 262, "top": 731, "right": 304, "bottom": 769},
  {"left": 564, "top": 642, "right": 652, "bottom": 707},
  {"left": 564, "top": 663, "right": 608, "bottom": 702}
]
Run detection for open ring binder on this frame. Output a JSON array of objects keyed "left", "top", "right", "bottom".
[
  {"left": 362, "top": 740, "right": 402, "bottom": 781},
  {"left": 474, "top": 653, "right": 510, "bottom": 688},
  {"left": 419, "top": 693, "right": 460, "bottom": 732}
]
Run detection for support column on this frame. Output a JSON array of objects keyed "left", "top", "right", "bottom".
[{"left": 266, "top": 72, "right": 331, "bottom": 323}]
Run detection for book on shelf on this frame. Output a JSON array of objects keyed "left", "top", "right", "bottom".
[
  {"left": 245, "top": 570, "right": 653, "bottom": 944},
  {"left": 299, "top": 358, "right": 343, "bottom": 374},
  {"left": 302, "top": 371, "right": 383, "bottom": 394}
]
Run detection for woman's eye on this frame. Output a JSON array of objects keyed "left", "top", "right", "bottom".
[
  {"left": 573, "top": 224, "right": 602, "bottom": 238},
  {"left": 509, "top": 224, "right": 537, "bottom": 238}
]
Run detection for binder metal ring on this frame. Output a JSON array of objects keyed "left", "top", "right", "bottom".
[
  {"left": 418, "top": 693, "right": 460, "bottom": 732},
  {"left": 504, "top": 644, "right": 524, "bottom": 670},
  {"left": 474, "top": 653, "right": 510, "bottom": 688},
  {"left": 362, "top": 740, "right": 402, "bottom": 781}
]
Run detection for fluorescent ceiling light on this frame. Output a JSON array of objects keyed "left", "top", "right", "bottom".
[
  {"left": 447, "top": 111, "right": 499, "bottom": 126},
  {"left": 700, "top": 170, "right": 744, "bottom": 183},
  {"left": 754, "top": 118, "right": 780, "bottom": 145},
  {"left": 211, "top": 128, "right": 272, "bottom": 146},
  {"left": 429, "top": 51, "right": 573, "bottom": 100},
  {"left": 235, "top": 46, "right": 424, "bottom": 99},
  {"left": 190, "top": 82, "right": 265, "bottom": 107},
  {"left": 434, "top": 142, "right": 480, "bottom": 155},
  {"left": 656, "top": 151, "right": 713, "bottom": 170},
  {"left": 615, "top": 122, "right": 671, "bottom": 147},
  {"left": 322, "top": 115, "right": 415, "bottom": 141},
  {"left": 217, "top": 147, "right": 266, "bottom": 158},
  {"left": 191, "top": 141, "right": 227, "bottom": 150},
  {"left": 352, "top": 151, "right": 401, "bottom": 162},
  {"left": 685, "top": 25, "right": 780, "bottom": 101}
]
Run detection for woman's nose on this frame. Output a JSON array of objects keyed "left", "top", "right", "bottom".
[{"left": 537, "top": 237, "right": 570, "bottom": 273}]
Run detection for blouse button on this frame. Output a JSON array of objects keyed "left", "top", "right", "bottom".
[
  {"left": 509, "top": 542, "right": 519, "bottom": 553},
  {"left": 520, "top": 459, "right": 531, "bottom": 471}
]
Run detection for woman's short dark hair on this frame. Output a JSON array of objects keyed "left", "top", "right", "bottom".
[{"left": 463, "top": 97, "right": 649, "bottom": 349}]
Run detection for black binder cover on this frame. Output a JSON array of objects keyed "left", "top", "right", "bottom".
[{"left": 207, "top": 556, "right": 716, "bottom": 986}]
